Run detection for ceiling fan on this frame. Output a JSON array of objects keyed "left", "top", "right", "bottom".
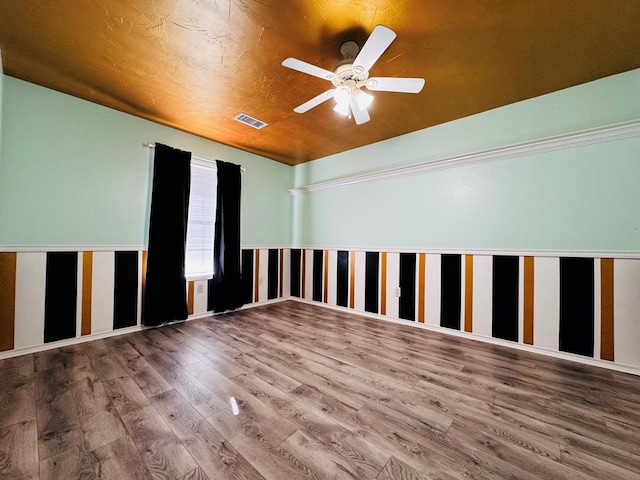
[{"left": 282, "top": 25, "right": 425, "bottom": 125}]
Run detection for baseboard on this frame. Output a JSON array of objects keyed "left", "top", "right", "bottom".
[
  {"left": 288, "top": 297, "right": 640, "bottom": 377},
  {"left": 0, "top": 325, "right": 143, "bottom": 360},
  {"left": 4, "top": 295, "right": 637, "bottom": 378},
  {"left": 0, "top": 297, "right": 289, "bottom": 360}
]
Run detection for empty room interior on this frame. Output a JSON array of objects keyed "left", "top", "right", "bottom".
[{"left": 1, "top": 1, "right": 640, "bottom": 479}]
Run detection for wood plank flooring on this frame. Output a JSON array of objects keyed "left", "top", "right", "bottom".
[{"left": 1, "top": 300, "right": 639, "bottom": 479}]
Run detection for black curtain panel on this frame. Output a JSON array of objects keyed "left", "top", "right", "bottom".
[
  {"left": 144, "top": 143, "right": 191, "bottom": 326},
  {"left": 209, "top": 160, "right": 243, "bottom": 312}
]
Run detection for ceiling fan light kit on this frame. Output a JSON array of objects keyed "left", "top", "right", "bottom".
[{"left": 282, "top": 25, "right": 425, "bottom": 125}]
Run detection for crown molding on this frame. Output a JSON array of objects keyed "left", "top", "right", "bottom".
[{"left": 289, "top": 119, "right": 640, "bottom": 195}]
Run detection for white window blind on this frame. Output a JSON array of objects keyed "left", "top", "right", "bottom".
[{"left": 185, "top": 162, "right": 217, "bottom": 278}]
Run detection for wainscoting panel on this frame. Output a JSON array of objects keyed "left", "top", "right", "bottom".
[
  {"left": 533, "top": 257, "right": 560, "bottom": 351},
  {"left": 353, "top": 251, "right": 366, "bottom": 312},
  {"left": 2, "top": 246, "right": 639, "bottom": 372},
  {"left": 336, "top": 250, "right": 348, "bottom": 307},
  {"left": 91, "top": 252, "right": 116, "bottom": 334},
  {"left": 241, "top": 249, "right": 254, "bottom": 305},
  {"left": 14, "top": 253, "right": 47, "bottom": 350},
  {"left": 384, "top": 252, "right": 400, "bottom": 320},
  {"left": 257, "top": 249, "right": 269, "bottom": 303},
  {"left": 492, "top": 255, "right": 520, "bottom": 342},
  {"left": 440, "top": 254, "right": 462, "bottom": 330},
  {"left": 113, "top": 251, "right": 139, "bottom": 330},
  {"left": 303, "top": 249, "right": 313, "bottom": 301},
  {"left": 282, "top": 248, "right": 291, "bottom": 300},
  {"left": 0, "top": 247, "right": 291, "bottom": 358},
  {"left": 423, "top": 253, "right": 440, "bottom": 327},
  {"left": 471, "top": 255, "right": 493, "bottom": 338},
  {"left": 289, "top": 248, "right": 640, "bottom": 372},
  {"left": 613, "top": 259, "right": 640, "bottom": 367}
]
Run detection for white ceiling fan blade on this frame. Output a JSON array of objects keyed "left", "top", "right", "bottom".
[
  {"left": 282, "top": 57, "right": 336, "bottom": 81},
  {"left": 349, "top": 100, "right": 370, "bottom": 125},
  {"left": 352, "top": 25, "right": 397, "bottom": 74},
  {"left": 294, "top": 89, "right": 335, "bottom": 113},
  {"left": 366, "top": 77, "right": 425, "bottom": 93}
]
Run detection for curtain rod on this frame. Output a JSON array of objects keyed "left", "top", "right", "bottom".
[{"left": 143, "top": 143, "right": 246, "bottom": 171}]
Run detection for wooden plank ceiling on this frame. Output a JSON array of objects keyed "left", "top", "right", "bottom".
[{"left": 1, "top": 1, "right": 639, "bottom": 165}]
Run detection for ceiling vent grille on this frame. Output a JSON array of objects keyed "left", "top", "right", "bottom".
[{"left": 234, "top": 113, "right": 267, "bottom": 129}]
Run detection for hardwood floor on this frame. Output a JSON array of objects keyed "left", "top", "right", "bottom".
[{"left": 1, "top": 300, "right": 639, "bottom": 479}]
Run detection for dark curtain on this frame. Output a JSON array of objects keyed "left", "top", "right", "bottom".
[
  {"left": 208, "top": 160, "right": 243, "bottom": 312},
  {"left": 144, "top": 143, "right": 191, "bottom": 326}
]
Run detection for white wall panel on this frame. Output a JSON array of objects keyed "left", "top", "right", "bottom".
[
  {"left": 614, "top": 259, "right": 640, "bottom": 367},
  {"left": 258, "top": 249, "right": 268, "bottom": 302},
  {"left": 14, "top": 253, "right": 46, "bottom": 349},
  {"left": 385, "top": 252, "right": 400, "bottom": 320},
  {"left": 91, "top": 252, "right": 115, "bottom": 334},
  {"left": 304, "top": 249, "right": 314, "bottom": 300},
  {"left": 533, "top": 257, "right": 560, "bottom": 350},
  {"left": 354, "top": 251, "right": 366, "bottom": 311},
  {"left": 282, "top": 249, "right": 291, "bottom": 298},
  {"left": 194, "top": 280, "right": 208, "bottom": 314},
  {"left": 472, "top": 255, "right": 493, "bottom": 337},
  {"left": 327, "top": 250, "right": 337, "bottom": 306},
  {"left": 424, "top": 254, "right": 441, "bottom": 326}
]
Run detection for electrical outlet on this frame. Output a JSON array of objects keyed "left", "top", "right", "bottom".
[
  {"left": 197, "top": 283, "right": 204, "bottom": 294},
  {"left": 394, "top": 287, "right": 401, "bottom": 297},
  {"left": 259, "top": 277, "right": 263, "bottom": 286}
]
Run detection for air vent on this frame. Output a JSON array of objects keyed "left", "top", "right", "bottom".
[{"left": 234, "top": 113, "right": 267, "bottom": 129}]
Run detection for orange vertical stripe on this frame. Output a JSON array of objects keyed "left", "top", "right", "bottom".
[
  {"left": 600, "top": 258, "right": 614, "bottom": 361},
  {"left": 380, "top": 252, "right": 387, "bottom": 315},
  {"left": 279, "top": 248, "right": 284, "bottom": 298},
  {"left": 187, "top": 281, "right": 195, "bottom": 315},
  {"left": 349, "top": 251, "right": 355, "bottom": 309},
  {"left": 254, "top": 250, "right": 260, "bottom": 303},
  {"left": 323, "top": 250, "right": 329, "bottom": 303},
  {"left": 0, "top": 252, "right": 17, "bottom": 352},
  {"left": 418, "top": 253, "right": 426, "bottom": 323},
  {"left": 141, "top": 250, "right": 148, "bottom": 322},
  {"left": 81, "top": 251, "right": 93, "bottom": 336},
  {"left": 301, "top": 250, "right": 306, "bottom": 298},
  {"left": 464, "top": 255, "right": 473, "bottom": 332},
  {"left": 523, "top": 256, "right": 534, "bottom": 345}
]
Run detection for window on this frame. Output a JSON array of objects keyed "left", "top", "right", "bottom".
[{"left": 185, "top": 162, "right": 217, "bottom": 278}]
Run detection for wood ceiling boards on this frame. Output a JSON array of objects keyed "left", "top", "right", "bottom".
[{"left": 1, "top": 1, "right": 639, "bottom": 165}]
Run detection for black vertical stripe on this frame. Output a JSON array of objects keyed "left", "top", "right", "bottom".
[
  {"left": 44, "top": 252, "right": 78, "bottom": 343},
  {"left": 268, "top": 249, "right": 278, "bottom": 300},
  {"left": 114, "top": 251, "right": 139, "bottom": 329},
  {"left": 560, "top": 257, "right": 594, "bottom": 357},
  {"left": 440, "top": 254, "right": 462, "bottom": 329},
  {"left": 241, "top": 249, "right": 254, "bottom": 304},
  {"left": 399, "top": 253, "right": 416, "bottom": 321},
  {"left": 312, "top": 250, "right": 323, "bottom": 302},
  {"left": 365, "top": 252, "right": 379, "bottom": 314},
  {"left": 290, "top": 249, "right": 301, "bottom": 297},
  {"left": 336, "top": 251, "right": 349, "bottom": 307},
  {"left": 492, "top": 256, "right": 520, "bottom": 341}
]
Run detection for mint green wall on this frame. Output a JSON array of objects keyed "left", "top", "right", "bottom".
[
  {"left": 293, "top": 69, "right": 640, "bottom": 252},
  {"left": 0, "top": 76, "right": 292, "bottom": 247}
]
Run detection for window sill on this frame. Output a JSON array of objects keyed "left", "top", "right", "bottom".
[{"left": 186, "top": 274, "right": 213, "bottom": 282}]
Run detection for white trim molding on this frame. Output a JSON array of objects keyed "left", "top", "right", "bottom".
[
  {"left": 0, "top": 245, "right": 292, "bottom": 253},
  {"left": 290, "top": 246, "right": 640, "bottom": 259},
  {"left": 289, "top": 119, "right": 640, "bottom": 194},
  {"left": 0, "top": 245, "right": 146, "bottom": 252}
]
